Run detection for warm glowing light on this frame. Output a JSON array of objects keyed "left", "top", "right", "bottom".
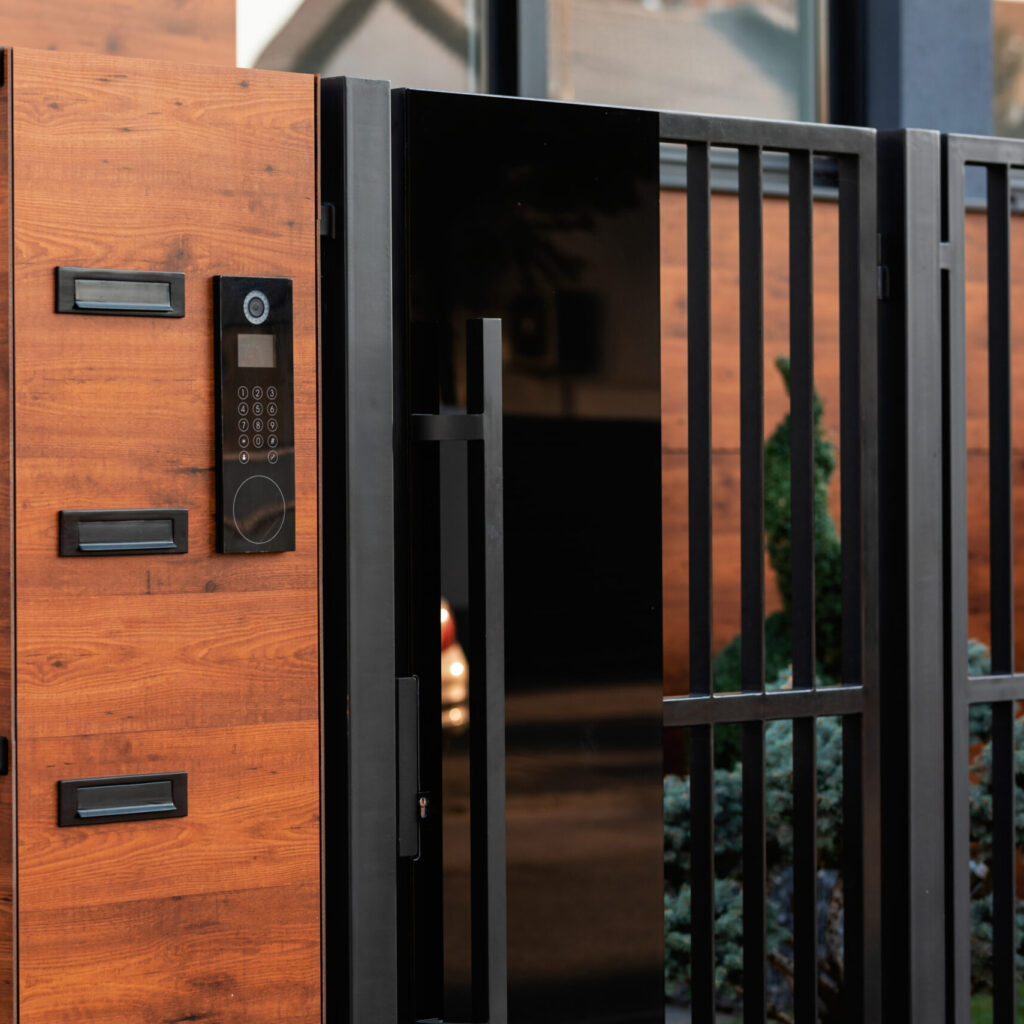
[
  {"left": 450, "top": 660, "right": 464, "bottom": 677},
  {"left": 449, "top": 707, "right": 464, "bottom": 724},
  {"left": 441, "top": 607, "right": 449, "bottom": 624}
]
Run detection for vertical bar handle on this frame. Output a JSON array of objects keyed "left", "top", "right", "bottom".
[
  {"left": 467, "top": 318, "right": 507, "bottom": 1024},
  {"left": 409, "top": 319, "right": 507, "bottom": 1023}
]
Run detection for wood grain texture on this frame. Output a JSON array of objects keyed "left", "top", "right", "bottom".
[
  {"left": 10, "top": 50, "right": 318, "bottom": 1024},
  {"left": 0, "top": 51, "right": 14, "bottom": 1024},
  {"left": 18, "top": 883, "right": 319, "bottom": 1024},
  {"left": 0, "top": 1, "right": 234, "bottom": 67}
]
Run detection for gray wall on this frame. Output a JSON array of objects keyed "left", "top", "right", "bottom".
[{"left": 865, "top": 0, "right": 993, "bottom": 134}]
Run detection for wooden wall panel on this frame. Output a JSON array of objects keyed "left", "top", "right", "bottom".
[
  {"left": 10, "top": 50, "right": 318, "bottom": 1024},
  {"left": 0, "top": 1, "right": 234, "bottom": 67},
  {"left": 0, "top": 50, "right": 13, "bottom": 1024}
]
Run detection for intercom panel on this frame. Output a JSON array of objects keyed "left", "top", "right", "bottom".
[{"left": 214, "top": 275, "right": 296, "bottom": 553}]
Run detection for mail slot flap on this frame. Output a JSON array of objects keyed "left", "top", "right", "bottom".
[
  {"left": 55, "top": 266, "right": 185, "bottom": 317},
  {"left": 58, "top": 773, "right": 188, "bottom": 827},
  {"left": 59, "top": 509, "right": 188, "bottom": 556}
]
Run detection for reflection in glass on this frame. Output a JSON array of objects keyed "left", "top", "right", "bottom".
[
  {"left": 995, "top": 0, "right": 1024, "bottom": 136},
  {"left": 250, "top": 0, "right": 483, "bottom": 91},
  {"left": 549, "top": 0, "right": 819, "bottom": 120},
  {"left": 406, "top": 90, "right": 664, "bottom": 1024}
]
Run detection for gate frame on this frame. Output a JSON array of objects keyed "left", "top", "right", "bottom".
[
  {"left": 319, "top": 81, "right": 1019, "bottom": 1024},
  {"left": 661, "top": 112, "right": 882, "bottom": 1022}
]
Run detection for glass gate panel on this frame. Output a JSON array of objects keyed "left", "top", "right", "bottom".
[{"left": 394, "top": 90, "right": 665, "bottom": 1024}]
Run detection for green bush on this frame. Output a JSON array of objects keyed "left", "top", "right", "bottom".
[
  {"left": 710, "top": 358, "right": 843, "bottom": 768},
  {"left": 664, "top": 677, "right": 844, "bottom": 1017}
]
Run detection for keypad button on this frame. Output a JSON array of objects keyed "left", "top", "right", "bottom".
[
  {"left": 267, "top": 386, "right": 278, "bottom": 400},
  {"left": 267, "top": 419, "right": 278, "bottom": 432},
  {"left": 237, "top": 386, "right": 249, "bottom": 400},
  {"left": 252, "top": 402, "right": 264, "bottom": 416},
  {"left": 267, "top": 402, "right": 278, "bottom": 416},
  {"left": 238, "top": 418, "right": 249, "bottom": 433},
  {"left": 267, "top": 450, "right": 279, "bottom": 465},
  {"left": 252, "top": 419, "right": 264, "bottom": 433},
  {"left": 238, "top": 402, "right": 249, "bottom": 416},
  {"left": 239, "top": 451, "right": 250, "bottom": 465},
  {"left": 268, "top": 435, "right": 279, "bottom": 449},
  {"left": 253, "top": 435, "right": 265, "bottom": 449},
  {"left": 239, "top": 435, "right": 250, "bottom": 448},
  {"left": 252, "top": 386, "right": 264, "bottom": 400}
]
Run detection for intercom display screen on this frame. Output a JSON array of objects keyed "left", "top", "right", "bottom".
[{"left": 237, "top": 333, "right": 276, "bottom": 368}]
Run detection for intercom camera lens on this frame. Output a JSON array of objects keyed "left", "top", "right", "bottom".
[{"left": 242, "top": 289, "right": 270, "bottom": 325}]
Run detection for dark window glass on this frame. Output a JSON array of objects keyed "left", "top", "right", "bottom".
[{"left": 548, "top": 0, "right": 820, "bottom": 120}]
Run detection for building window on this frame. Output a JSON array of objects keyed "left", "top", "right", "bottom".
[
  {"left": 995, "top": 0, "right": 1024, "bottom": 136},
  {"left": 241, "top": 0, "right": 485, "bottom": 92},
  {"left": 547, "top": 0, "right": 822, "bottom": 120}
]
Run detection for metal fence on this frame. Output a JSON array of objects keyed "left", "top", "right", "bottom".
[
  {"left": 665, "top": 123, "right": 1024, "bottom": 1023},
  {"left": 942, "top": 133, "right": 1024, "bottom": 1024},
  {"left": 323, "top": 77, "right": 1024, "bottom": 1024},
  {"left": 660, "top": 114, "right": 881, "bottom": 1022}
]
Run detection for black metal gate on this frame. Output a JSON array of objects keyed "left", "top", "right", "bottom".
[
  {"left": 320, "top": 77, "right": 1024, "bottom": 1024},
  {"left": 660, "top": 115, "right": 882, "bottom": 1022}
]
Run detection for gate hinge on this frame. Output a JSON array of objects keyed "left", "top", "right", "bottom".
[
  {"left": 319, "top": 202, "right": 336, "bottom": 240},
  {"left": 938, "top": 241, "right": 952, "bottom": 270}
]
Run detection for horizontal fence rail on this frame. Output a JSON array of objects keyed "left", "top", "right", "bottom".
[{"left": 660, "top": 112, "right": 881, "bottom": 1024}]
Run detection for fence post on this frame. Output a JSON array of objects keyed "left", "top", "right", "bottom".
[
  {"left": 320, "top": 76, "right": 398, "bottom": 1024},
  {"left": 877, "top": 128, "right": 947, "bottom": 1023}
]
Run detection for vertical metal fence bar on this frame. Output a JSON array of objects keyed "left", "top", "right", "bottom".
[
  {"left": 991, "top": 700, "right": 1017, "bottom": 1024},
  {"left": 943, "top": 138, "right": 972, "bottom": 1024},
  {"left": 839, "top": 145, "right": 883, "bottom": 1022},
  {"left": 987, "top": 157, "right": 1016, "bottom": 1024},
  {"left": 686, "top": 139, "right": 716, "bottom": 1020},
  {"left": 987, "top": 164, "right": 1013, "bottom": 675},
  {"left": 788, "top": 147, "right": 818, "bottom": 1024},
  {"left": 857, "top": 142, "right": 885, "bottom": 1024},
  {"left": 738, "top": 143, "right": 766, "bottom": 1024},
  {"left": 838, "top": 153, "right": 866, "bottom": 1022},
  {"left": 739, "top": 151, "right": 765, "bottom": 699},
  {"left": 689, "top": 140, "right": 713, "bottom": 701},
  {"left": 467, "top": 319, "right": 508, "bottom": 1024},
  {"left": 790, "top": 149, "right": 816, "bottom": 694},
  {"left": 838, "top": 156, "right": 864, "bottom": 692}
]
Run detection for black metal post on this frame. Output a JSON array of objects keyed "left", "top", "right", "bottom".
[
  {"left": 320, "top": 75, "right": 398, "bottom": 1024},
  {"left": 877, "top": 128, "right": 947, "bottom": 1024}
]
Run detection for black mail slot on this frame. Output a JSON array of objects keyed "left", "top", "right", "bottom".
[
  {"left": 59, "top": 509, "right": 188, "bottom": 556},
  {"left": 55, "top": 266, "right": 185, "bottom": 317},
  {"left": 58, "top": 772, "right": 188, "bottom": 826}
]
